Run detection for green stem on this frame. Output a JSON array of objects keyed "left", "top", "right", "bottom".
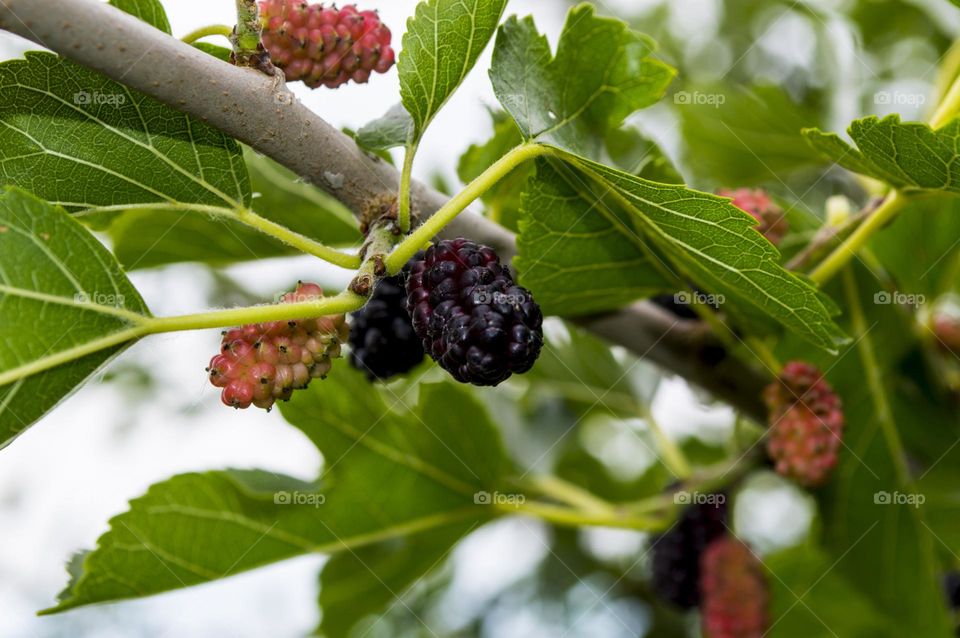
[
  {"left": 526, "top": 475, "right": 617, "bottom": 515},
  {"left": 624, "top": 451, "right": 758, "bottom": 517},
  {"left": 144, "top": 291, "right": 366, "bottom": 334},
  {"left": 77, "top": 203, "right": 360, "bottom": 269},
  {"left": 642, "top": 408, "right": 693, "bottom": 480},
  {"left": 745, "top": 337, "right": 783, "bottom": 376},
  {"left": 809, "top": 191, "right": 907, "bottom": 285},
  {"left": 0, "top": 292, "right": 366, "bottom": 389},
  {"left": 0, "top": 327, "right": 146, "bottom": 387},
  {"left": 385, "top": 143, "right": 550, "bottom": 273},
  {"left": 507, "top": 501, "right": 666, "bottom": 532},
  {"left": 931, "top": 67, "right": 960, "bottom": 129},
  {"left": 398, "top": 141, "right": 418, "bottom": 234},
  {"left": 0, "top": 284, "right": 147, "bottom": 324},
  {"left": 234, "top": 208, "right": 361, "bottom": 269},
  {"left": 842, "top": 267, "right": 911, "bottom": 486},
  {"left": 182, "top": 25, "right": 233, "bottom": 44},
  {"left": 231, "top": 0, "right": 267, "bottom": 68}
]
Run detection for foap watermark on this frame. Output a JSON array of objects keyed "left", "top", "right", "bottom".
[
  {"left": 674, "top": 91, "right": 726, "bottom": 108},
  {"left": 73, "top": 90, "right": 127, "bottom": 107},
  {"left": 474, "top": 490, "right": 525, "bottom": 508},
  {"left": 674, "top": 491, "right": 726, "bottom": 507},
  {"left": 874, "top": 91, "right": 926, "bottom": 107},
  {"left": 473, "top": 290, "right": 530, "bottom": 306},
  {"left": 674, "top": 291, "right": 725, "bottom": 307},
  {"left": 74, "top": 291, "right": 126, "bottom": 307},
  {"left": 874, "top": 491, "right": 925, "bottom": 508},
  {"left": 274, "top": 491, "right": 326, "bottom": 508},
  {"left": 874, "top": 291, "right": 925, "bottom": 308}
]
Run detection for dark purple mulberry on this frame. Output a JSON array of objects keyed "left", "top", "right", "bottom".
[
  {"left": 650, "top": 496, "right": 728, "bottom": 609},
  {"left": 349, "top": 274, "right": 424, "bottom": 381},
  {"left": 405, "top": 239, "right": 543, "bottom": 386}
]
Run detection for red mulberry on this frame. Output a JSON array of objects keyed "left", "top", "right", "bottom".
[
  {"left": 718, "top": 188, "right": 788, "bottom": 246},
  {"left": 405, "top": 239, "right": 543, "bottom": 386},
  {"left": 207, "top": 282, "right": 349, "bottom": 410},
  {"left": 700, "top": 538, "right": 770, "bottom": 638},
  {"left": 932, "top": 311, "right": 960, "bottom": 357},
  {"left": 764, "top": 361, "right": 844, "bottom": 488},
  {"left": 259, "top": 0, "right": 395, "bottom": 89}
]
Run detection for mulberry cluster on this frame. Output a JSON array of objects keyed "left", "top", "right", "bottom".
[
  {"left": 718, "top": 188, "right": 789, "bottom": 246},
  {"left": 207, "top": 282, "right": 349, "bottom": 410},
  {"left": 700, "top": 537, "right": 770, "bottom": 638},
  {"left": 349, "top": 273, "right": 425, "bottom": 381},
  {"left": 764, "top": 361, "right": 845, "bottom": 488},
  {"left": 406, "top": 239, "right": 543, "bottom": 386},
  {"left": 650, "top": 497, "right": 728, "bottom": 609},
  {"left": 259, "top": 0, "right": 395, "bottom": 89}
]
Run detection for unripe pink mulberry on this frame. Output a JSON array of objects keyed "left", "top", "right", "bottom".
[
  {"left": 700, "top": 538, "right": 769, "bottom": 638},
  {"left": 207, "top": 282, "right": 349, "bottom": 410},
  {"left": 259, "top": 0, "right": 395, "bottom": 89},
  {"left": 764, "top": 361, "right": 844, "bottom": 488},
  {"left": 718, "top": 188, "right": 789, "bottom": 247}
]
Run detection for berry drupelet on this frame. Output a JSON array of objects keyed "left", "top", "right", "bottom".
[
  {"left": 207, "top": 282, "right": 348, "bottom": 410},
  {"left": 349, "top": 273, "right": 424, "bottom": 381},
  {"left": 405, "top": 239, "right": 543, "bottom": 386},
  {"left": 259, "top": 0, "right": 395, "bottom": 89},
  {"left": 764, "top": 361, "right": 844, "bottom": 488}
]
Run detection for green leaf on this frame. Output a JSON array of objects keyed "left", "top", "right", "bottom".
[
  {"left": 804, "top": 115, "right": 960, "bottom": 193},
  {"left": 318, "top": 523, "right": 469, "bottom": 638},
  {"left": 515, "top": 161, "right": 671, "bottom": 316},
  {"left": 605, "top": 126, "right": 684, "bottom": 184},
  {"left": 777, "top": 265, "right": 953, "bottom": 636},
  {"left": 399, "top": 0, "right": 508, "bottom": 142},
  {"left": 192, "top": 42, "right": 232, "bottom": 63},
  {"left": 245, "top": 149, "right": 358, "bottom": 244},
  {"left": 765, "top": 544, "right": 896, "bottom": 637},
  {"left": 109, "top": 0, "right": 171, "bottom": 33},
  {"left": 870, "top": 194, "right": 960, "bottom": 298},
  {"left": 526, "top": 323, "right": 648, "bottom": 418},
  {"left": 542, "top": 152, "right": 846, "bottom": 352},
  {"left": 47, "top": 368, "right": 507, "bottom": 612},
  {"left": 490, "top": 6, "right": 675, "bottom": 159},
  {"left": 45, "top": 470, "right": 324, "bottom": 613},
  {"left": 457, "top": 109, "right": 530, "bottom": 231},
  {"left": 356, "top": 103, "right": 414, "bottom": 152},
  {"left": 0, "top": 188, "right": 149, "bottom": 450},
  {"left": 678, "top": 84, "right": 826, "bottom": 186},
  {"left": 0, "top": 51, "right": 250, "bottom": 211},
  {"left": 101, "top": 148, "right": 359, "bottom": 270}
]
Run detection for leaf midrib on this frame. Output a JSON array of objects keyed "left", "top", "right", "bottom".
[{"left": 4, "top": 79, "right": 243, "bottom": 208}]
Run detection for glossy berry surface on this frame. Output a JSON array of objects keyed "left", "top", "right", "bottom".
[
  {"left": 349, "top": 274, "right": 424, "bottom": 381},
  {"left": 405, "top": 239, "right": 543, "bottom": 386}
]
